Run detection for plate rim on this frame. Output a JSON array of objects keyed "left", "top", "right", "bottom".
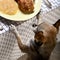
[{"left": 0, "top": 0, "right": 42, "bottom": 21}]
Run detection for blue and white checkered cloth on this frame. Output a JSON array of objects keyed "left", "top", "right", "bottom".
[{"left": 0, "top": 0, "right": 60, "bottom": 60}]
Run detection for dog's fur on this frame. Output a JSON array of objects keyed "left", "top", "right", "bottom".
[{"left": 10, "top": 19, "right": 60, "bottom": 60}]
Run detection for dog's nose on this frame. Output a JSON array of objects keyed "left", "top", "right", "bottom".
[{"left": 32, "top": 23, "right": 38, "bottom": 27}]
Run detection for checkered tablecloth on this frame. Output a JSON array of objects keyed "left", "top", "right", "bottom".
[{"left": 0, "top": 0, "right": 60, "bottom": 60}]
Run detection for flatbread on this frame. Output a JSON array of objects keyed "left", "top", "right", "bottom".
[{"left": 0, "top": 0, "right": 18, "bottom": 15}]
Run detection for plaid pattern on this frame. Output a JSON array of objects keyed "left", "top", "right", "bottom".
[
  {"left": 41, "top": 0, "right": 60, "bottom": 14},
  {"left": 0, "top": 0, "right": 60, "bottom": 60}
]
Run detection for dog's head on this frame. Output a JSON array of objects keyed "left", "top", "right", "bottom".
[{"left": 33, "top": 22, "right": 58, "bottom": 46}]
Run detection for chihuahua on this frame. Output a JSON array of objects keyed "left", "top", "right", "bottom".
[{"left": 10, "top": 19, "right": 60, "bottom": 60}]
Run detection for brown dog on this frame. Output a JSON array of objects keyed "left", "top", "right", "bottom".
[{"left": 10, "top": 19, "right": 60, "bottom": 60}]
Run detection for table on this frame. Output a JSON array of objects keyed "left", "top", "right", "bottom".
[{"left": 0, "top": 0, "right": 60, "bottom": 60}]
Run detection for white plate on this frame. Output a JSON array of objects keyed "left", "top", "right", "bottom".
[{"left": 0, "top": 0, "right": 42, "bottom": 21}]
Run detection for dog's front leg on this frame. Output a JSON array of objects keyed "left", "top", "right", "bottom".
[{"left": 10, "top": 24, "right": 31, "bottom": 53}]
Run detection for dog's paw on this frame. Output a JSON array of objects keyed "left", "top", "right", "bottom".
[{"left": 9, "top": 24, "right": 17, "bottom": 33}]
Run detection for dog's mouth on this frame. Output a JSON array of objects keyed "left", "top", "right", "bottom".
[
  {"left": 34, "top": 40, "right": 43, "bottom": 47},
  {"left": 30, "top": 39, "right": 43, "bottom": 49}
]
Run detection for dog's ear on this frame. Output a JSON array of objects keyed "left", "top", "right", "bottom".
[{"left": 53, "top": 19, "right": 60, "bottom": 31}]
